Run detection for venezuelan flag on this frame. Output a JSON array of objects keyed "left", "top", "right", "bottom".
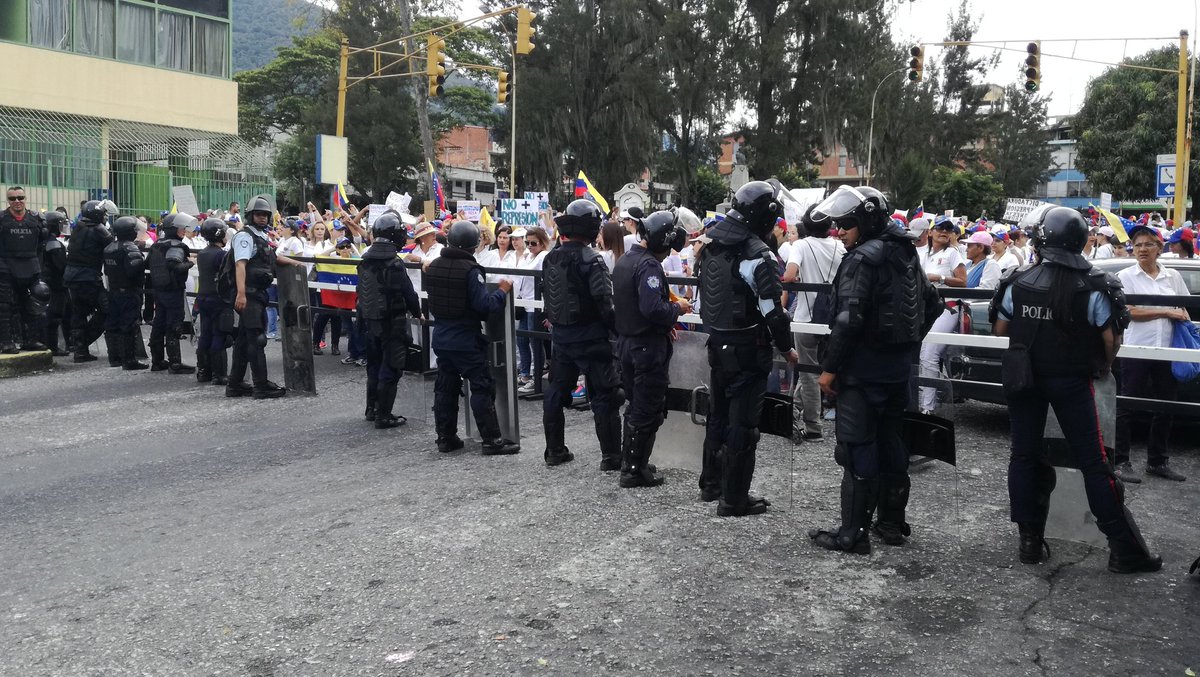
[
  {"left": 1094, "top": 205, "right": 1131, "bottom": 243},
  {"left": 428, "top": 160, "right": 445, "bottom": 212},
  {"left": 574, "top": 171, "right": 611, "bottom": 214},
  {"left": 911, "top": 203, "right": 924, "bottom": 220},
  {"left": 479, "top": 206, "right": 497, "bottom": 234},
  {"left": 331, "top": 183, "right": 349, "bottom": 213},
  {"left": 314, "top": 256, "right": 359, "bottom": 309}
]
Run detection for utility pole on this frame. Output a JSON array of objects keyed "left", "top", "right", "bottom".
[{"left": 1174, "top": 30, "right": 1190, "bottom": 225}]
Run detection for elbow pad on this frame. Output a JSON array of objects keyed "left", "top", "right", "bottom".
[
  {"left": 765, "top": 306, "right": 793, "bottom": 353},
  {"left": 587, "top": 263, "right": 616, "bottom": 327}
]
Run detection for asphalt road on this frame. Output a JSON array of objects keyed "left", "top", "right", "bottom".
[{"left": 2, "top": 335, "right": 1198, "bottom": 676}]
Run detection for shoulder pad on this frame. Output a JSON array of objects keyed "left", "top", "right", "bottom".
[
  {"left": 579, "top": 246, "right": 602, "bottom": 264},
  {"left": 854, "top": 239, "right": 888, "bottom": 265},
  {"left": 45, "top": 239, "right": 63, "bottom": 251},
  {"left": 743, "top": 237, "right": 770, "bottom": 259}
]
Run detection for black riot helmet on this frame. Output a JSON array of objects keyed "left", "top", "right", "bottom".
[
  {"left": 80, "top": 200, "right": 114, "bottom": 224},
  {"left": 555, "top": 199, "right": 604, "bottom": 240},
  {"left": 112, "top": 216, "right": 139, "bottom": 242},
  {"left": 811, "top": 185, "right": 890, "bottom": 239},
  {"left": 1033, "top": 206, "right": 1091, "bottom": 270},
  {"left": 200, "top": 218, "right": 227, "bottom": 245},
  {"left": 447, "top": 220, "right": 481, "bottom": 251},
  {"left": 639, "top": 210, "right": 687, "bottom": 254},
  {"left": 162, "top": 212, "right": 197, "bottom": 239},
  {"left": 44, "top": 211, "right": 67, "bottom": 236},
  {"left": 246, "top": 194, "right": 274, "bottom": 218},
  {"left": 372, "top": 213, "right": 408, "bottom": 247},
  {"left": 726, "top": 181, "right": 783, "bottom": 238}
]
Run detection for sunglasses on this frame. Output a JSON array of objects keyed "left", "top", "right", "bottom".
[
  {"left": 7, "top": 196, "right": 25, "bottom": 201},
  {"left": 526, "top": 240, "right": 540, "bottom": 246}
]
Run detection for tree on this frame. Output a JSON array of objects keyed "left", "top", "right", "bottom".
[
  {"left": 983, "top": 85, "right": 1055, "bottom": 197},
  {"left": 234, "top": 33, "right": 340, "bottom": 146},
  {"left": 690, "top": 165, "right": 728, "bottom": 213},
  {"left": 1074, "top": 46, "right": 1198, "bottom": 203},
  {"left": 924, "top": 166, "right": 1004, "bottom": 219},
  {"left": 889, "top": 150, "right": 932, "bottom": 211},
  {"left": 774, "top": 163, "right": 819, "bottom": 189}
]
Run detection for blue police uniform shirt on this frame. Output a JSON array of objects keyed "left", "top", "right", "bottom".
[
  {"left": 737, "top": 258, "right": 781, "bottom": 318},
  {"left": 232, "top": 225, "right": 267, "bottom": 262},
  {"left": 431, "top": 267, "right": 507, "bottom": 351},
  {"left": 998, "top": 287, "right": 1111, "bottom": 327}
]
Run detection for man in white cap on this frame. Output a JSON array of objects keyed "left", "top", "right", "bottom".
[
  {"left": 909, "top": 217, "right": 931, "bottom": 268},
  {"left": 620, "top": 207, "right": 644, "bottom": 250},
  {"left": 1093, "top": 226, "right": 1116, "bottom": 259}
]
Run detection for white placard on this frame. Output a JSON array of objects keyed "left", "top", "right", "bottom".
[
  {"left": 500, "top": 198, "right": 540, "bottom": 227},
  {"left": 1001, "top": 198, "right": 1049, "bottom": 223},
  {"left": 385, "top": 191, "right": 411, "bottom": 215},
  {"left": 524, "top": 191, "right": 549, "bottom": 204},
  {"left": 171, "top": 185, "right": 200, "bottom": 216},
  {"left": 367, "top": 204, "right": 387, "bottom": 226},
  {"left": 458, "top": 200, "right": 481, "bottom": 222},
  {"left": 1100, "top": 192, "right": 1113, "bottom": 211}
]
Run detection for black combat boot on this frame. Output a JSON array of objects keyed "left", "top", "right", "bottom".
[
  {"left": 121, "top": 333, "right": 148, "bottom": 370},
  {"left": 543, "top": 416, "right": 574, "bottom": 466},
  {"left": 104, "top": 333, "right": 122, "bottom": 367},
  {"left": 252, "top": 380, "right": 287, "bottom": 399},
  {"left": 71, "top": 329, "right": 96, "bottom": 362},
  {"left": 1099, "top": 509, "right": 1163, "bottom": 574},
  {"left": 699, "top": 438, "right": 723, "bottom": 502},
  {"left": 374, "top": 382, "right": 406, "bottom": 429},
  {"left": 717, "top": 445, "right": 768, "bottom": 517},
  {"left": 165, "top": 338, "right": 195, "bottom": 374},
  {"left": 872, "top": 472, "right": 912, "bottom": 546},
  {"left": 620, "top": 425, "right": 665, "bottom": 488},
  {"left": 46, "top": 320, "right": 68, "bottom": 356},
  {"left": 809, "top": 472, "right": 878, "bottom": 555},
  {"left": 195, "top": 348, "right": 212, "bottom": 382},
  {"left": 1018, "top": 523, "right": 1050, "bottom": 564},
  {"left": 210, "top": 350, "right": 228, "bottom": 385},
  {"left": 149, "top": 339, "right": 168, "bottom": 371},
  {"left": 477, "top": 406, "right": 519, "bottom": 455},
  {"left": 436, "top": 430, "right": 465, "bottom": 453},
  {"left": 597, "top": 412, "right": 622, "bottom": 471},
  {"left": 0, "top": 314, "right": 18, "bottom": 354}
]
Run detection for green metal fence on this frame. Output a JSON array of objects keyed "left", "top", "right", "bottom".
[{"left": 0, "top": 105, "right": 274, "bottom": 218}]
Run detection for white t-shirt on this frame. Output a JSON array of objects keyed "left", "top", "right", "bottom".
[
  {"left": 479, "top": 248, "right": 518, "bottom": 283},
  {"left": 924, "top": 246, "right": 965, "bottom": 282},
  {"left": 623, "top": 232, "right": 640, "bottom": 250},
  {"left": 777, "top": 240, "right": 795, "bottom": 267},
  {"left": 515, "top": 250, "right": 547, "bottom": 300},
  {"left": 787, "top": 237, "right": 845, "bottom": 323},
  {"left": 993, "top": 250, "right": 1020, "bottom": 276},
  {"left": 277, "top": 236, "right": 305, "bottom": 258},
  {"left": 1118, "top": 263, "right": 1191, "bottom": 347},
  {"left": 407, "top": 242, "right": 443, "bottom": 292},
  {"left": 599, "top": 250, "right": 615, "bottom": 272},
  {"left": 1092, "top": 243, "right": 1115, "bottom": 260},
  {"left": 965, "top": 257, "right": 1001, "bottom": 290}
]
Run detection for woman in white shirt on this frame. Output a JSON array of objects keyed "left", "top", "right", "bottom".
[
  {"left": 597, "top": 221, "right": 626, "bottom": 272},
  {"left": 918, "top": 219, "right": 968, "bottom": 414},
  {"left": 515, "top": 227, "right": 550, "bottom": 391},
  {"left": 479, "top": 224, "right": 518, "bottom": 282},
  {"left": 991, "top": 231, "right": 1021, "bottom": 276},
  {"left": 782, "top": 229, "right": 845, "bottom": 437},
  {"left": 405, "top": 223, "right": 443, "bottom": 293}
]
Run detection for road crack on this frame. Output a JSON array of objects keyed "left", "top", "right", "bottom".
[{"left": 1018, "top": 545, "right": 1095, "bottom": 675}]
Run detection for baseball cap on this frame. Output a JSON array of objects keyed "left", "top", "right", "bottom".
[
  {"left": 1097, "top": 226, "right": 1115, "bottom": 238},
  {"left": 909, "top": 217, "right": 930, "bottom": 233},
  {"left": 965, "top": 231, "right": 993, "bottom": 246}
]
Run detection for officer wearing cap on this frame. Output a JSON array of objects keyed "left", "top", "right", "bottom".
[
  {"left": 611, "top": 210, "right": 692, "bottom": 488},
  {"left": 991, "top": 206, "right": 1161, "bottom": 574},
  {"left": 542, "top": 199, "right": 623, "bottom": 469},
  {"left": 101, "top": 216, "right": 149, "bottom": 370},
  {"left": 0, "top": 186, "right": 48, "bottom": 353},
  {"left": 696, "top": 181, "right": 798, "bottom": 516},
  {"left": 807, "top": 186, "right": 942, "bottom": 554},
  {"left": 64, "top": 199, "right": 117, "bottom": 362},
  {"left": 357, "top": 213, "right": 422, "bottom": 429},
  {"left": 424, "top": 220, "right": 520, "bottom": 454}
]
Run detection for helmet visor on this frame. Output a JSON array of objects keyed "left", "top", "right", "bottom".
[{"left": 812, "top": 186, "right": 866, "bottom": 222}]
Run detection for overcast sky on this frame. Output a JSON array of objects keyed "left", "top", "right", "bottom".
[{"left": 455, "top": 0, "right": 1195, "bottom": 117}]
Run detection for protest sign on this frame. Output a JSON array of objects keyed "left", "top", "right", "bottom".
[
  {"left": 171, "top": 185, "right": 200, "bottom": 216},
  {"left": 501, "top": 198, "right": 541, "bottom": 227},
  {"left": 458, "top": 200, "right": 481, "bottom": 222}
]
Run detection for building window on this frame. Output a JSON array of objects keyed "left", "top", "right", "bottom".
[
  {"left": 28, "top": 0, "right": 70, "bottom": 50},
  {"left": 194, "top": 17, "right": 227, "bottom": 77},
  {"left": 116, "top": 1, "right": 154, "bottom": 65},
  {"left": 159, "top": 0, "right": 227, "bottom": 19},
  {"left": 156, "top": 9, "right": 191, "bottom": 71},
  {"left": 75, "top": 0, "right": 116, "bottom": 59},
  {"left": 475, "top": 181, "right": 495, "bottom": 194}
]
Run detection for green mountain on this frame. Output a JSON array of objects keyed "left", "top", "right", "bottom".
[{"left": 232, "top": 0, "right": 321, "bottom": 74}]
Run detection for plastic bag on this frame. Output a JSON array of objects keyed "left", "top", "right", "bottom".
[{"left": 1169, "top": 320, "right": 1200, "bottom": 382}]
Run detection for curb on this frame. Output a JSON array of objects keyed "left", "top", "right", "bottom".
[{"left": 0, "top": 350, "right": 54, "bottom": 379}]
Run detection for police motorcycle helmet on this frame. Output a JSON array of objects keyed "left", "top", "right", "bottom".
[
  {"left": 200, "top": 218, "right": 228, "bottom": 245},
  {"left": 555, "top": 198, "right": 604, "bottom": 240},
  {"left": 372, "top": 212, "right": 408, "bottom": 247},
  {"left": 1032, "top": 206, "right": 1091, "bottom": 270},
  {"left": 245, "top": 194, "right": 274, "bottom": 220},
  {"left": 43, "top": 210, "right": 68, "bottom": 236},
  {"left": 726, "top": 180, "right": 783, "bottom": 239},
  {"left": 447, "top": 219, "right": 481, "bottom": 251},
  {"left": 639, "top": 210, "right": 690, "bottom": 254},
  {"left": 811, "top": 185, "right": 890, "bottom": 239},
  {"left": 162, "top": 212, "right": 199, "bottom": 238},
  {"left": 112, "top": 216, "right": 140, "bottom": 242},
  {"left": 80, "top": 199, "right": 118, "bottom": 224}
]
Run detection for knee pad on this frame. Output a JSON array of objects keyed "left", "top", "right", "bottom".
[
  {"left": 254, "top": 331, "right": 268, "bottom": 348},
  {"left": 834, "top": 442, "right": 851, "bottom": 469}
]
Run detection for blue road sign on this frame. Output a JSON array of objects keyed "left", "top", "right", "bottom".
[{"left": 1157, "top": 163, "right": 1177, "bottom": 199}]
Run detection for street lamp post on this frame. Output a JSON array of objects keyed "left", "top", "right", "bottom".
[{"left": 865, "top": 67, "right": 908, "bottom": 187}]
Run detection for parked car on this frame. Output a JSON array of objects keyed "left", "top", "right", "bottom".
[{"left": 943, "top": 257, "right": 1200, "bottom": 406}]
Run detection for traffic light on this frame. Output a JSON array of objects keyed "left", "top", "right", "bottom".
[
  {"left": 907, "top": 45, "right": 924, "bottom": 82},
  {"left": 516, "top": 7, "right": 536, "bottom": 55},
  {"left": 1024, "top": 41, "right": 1041, "bottom": 93},
  {"left": 426, "top": 35, "right": 446, "bottom": 97},
  {"left": 497, "top": 71, "right": 512, "bottom": 104}
]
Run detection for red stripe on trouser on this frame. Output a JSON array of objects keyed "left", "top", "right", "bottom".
[{"left": 1088, "top": 379, "right": 1120, "bottom": 503}]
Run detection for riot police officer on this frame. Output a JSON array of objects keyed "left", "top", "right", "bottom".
[
  {"left": 807, "top": 186, "right": 942, "bottom": 554},
  {"left": 0, "top": 186, "right": 48, "bottom": 353},
  {"left": 611, "top": 210, "right": 691, "bottom": 487},
  {"left": 102, "top": 216, "right": 149, "bottom": 370},
  {"left": 358, "top": 213, "right": 421, "bottom": 429},
  {"left": 195, "top": 218, "right": 230, "bottom": 385},
  {"left": 696, "top": 181, "right": 797, "bottom": 516},
  {"left": 542, "top": 200, "right": 623, "bottom": 469},
  {"left": 991, "top": 207, "right": 1161, "bottom": 574},
  {"left": 147, "top": 213, "right": 197, "bottom": 373},
  {"left": 41, "top": 211, "right": 72, "bottom": 356},
  {"left": 226, "top": 195, "right": 287, "bottom": 399},
  {"left": 425, "top": 220, "right": 519, "bottom": 454},
  {"left": 64, "top": 199, "right": 117, "bottom": 362}
]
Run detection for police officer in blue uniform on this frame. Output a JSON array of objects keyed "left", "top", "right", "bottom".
[
  {"left": 41, "top": 211, "right": 72, "bottom": 356},
  {"left": 0, "top": 186, "right": 48, "bottom": 353},
  {"left": 226, "top": 195, "right": 288, "bottom": 399},
  {"left": 195, "top": 218, "right": 230, "bottom": 385},
  {"left": 146, "top": 213, "right": 197, "bottom": 373},
  {"left": 542, "top": 200, "right": 623, "bottom": 469},
  {"left": 64, "top": 199, "right": 117, "bottom": 362},
  {"left": 991, "top": 207, "right": 1161, "bottom": 574},
  {"left": 101, "top": 216, "right": 149, "bottom": 370},
  {"left": 807, "top": 186, "right": 942, "bottom": 554},
  {"left": 611, "top": 210, "right": 691, "bottom": 488},
  {"left": 697, "top": 181, "right": 797, "bottom": 516},
  {"left": 358, "top": 213, "right": 422, "bottom": 430},
  {"left": 425, "top": 220, "right": 520, "bottom": 454}
]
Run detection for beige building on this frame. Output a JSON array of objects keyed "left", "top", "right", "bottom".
[{"left": 0, "top": 0, "right": 271, "bottom": 216}]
